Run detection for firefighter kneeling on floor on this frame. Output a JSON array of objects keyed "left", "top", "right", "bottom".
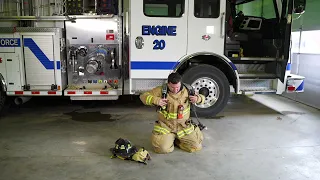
[{"left": 140, "top": 72, "right": 205, "bottom": 153}]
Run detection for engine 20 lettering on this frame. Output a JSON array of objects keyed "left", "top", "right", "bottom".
[{"left": 142, "top": 25, "right": 177, "bottom": 36}]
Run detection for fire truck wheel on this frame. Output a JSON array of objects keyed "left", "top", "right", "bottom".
[{"left": 182, "top": 64, "right": 230, "bottom": 117}]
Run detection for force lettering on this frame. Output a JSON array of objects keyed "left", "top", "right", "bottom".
[{"left": 0, "top": 38, "right": 21, "bottom": 47}]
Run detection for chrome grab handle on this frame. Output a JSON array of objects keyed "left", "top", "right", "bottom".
[{"left": 220, "top": 12, "right": 225, "bottom": 38}]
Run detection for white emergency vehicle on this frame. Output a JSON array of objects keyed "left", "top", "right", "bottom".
[{"left": 0, "top": 0, "right": 306, "bottom": 116}]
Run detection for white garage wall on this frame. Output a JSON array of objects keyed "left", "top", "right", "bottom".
[
  {"left": 291, "top": 30, "right": 320, "bottom": 54},
  {"left": 282, "top": 30, "right": 320, "bottom": 109}
]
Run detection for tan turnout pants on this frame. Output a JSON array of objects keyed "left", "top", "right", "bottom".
[{"left": 151, "top": 122, "right": 204, "bottom": 153}]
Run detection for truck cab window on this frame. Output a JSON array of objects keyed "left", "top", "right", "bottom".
[
  {"left": 194, "top": 0, "right": 220, "bottom": 18},
  {"left": 235, "top": 0, "right": 276, "bottom": 19},
  {"left": 143, "top": 0, "right": 185, "bottom": 17}
]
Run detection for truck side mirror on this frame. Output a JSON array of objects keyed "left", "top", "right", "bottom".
[{"left": 293, "top": 0, "right": 306, "bottom": 14}]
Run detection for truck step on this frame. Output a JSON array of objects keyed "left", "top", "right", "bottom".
[
  {"left": 64, "top": 87, "right": 121, "bottom": 97},
  {"left": 241, "top": 89, "right": 277, "bottom": 94},
  {"left": 239, "top": 73, "right": 277, "bottom": 79},
  {"left": 70, "top": 96, "right": 119, "bottom": 100},
  {"left": 6, "top": 90, "right": 62, "bottom": 96},
  {"left": 240, "top": 57, "right": 280, "bottom": 61},
  {"left": 240, "top": 79, "right": 276, "bottom": 93}
]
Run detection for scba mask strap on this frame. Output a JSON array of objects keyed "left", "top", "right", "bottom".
[{"left": 161, "top": 82, "right": 194, "bottom": 97}]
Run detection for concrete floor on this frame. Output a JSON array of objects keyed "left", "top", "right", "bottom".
[{"left": 0, "top": 94, "right": 319, "bottom": 180}]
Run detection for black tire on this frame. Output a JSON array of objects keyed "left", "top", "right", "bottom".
[
  {"left": 0, "top": 89, "right": 6, "bottom": 117},
  {"left": 182, "top": 64, "right": 230, "bottom": 117}
]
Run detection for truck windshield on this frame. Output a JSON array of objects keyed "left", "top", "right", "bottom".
[{"left": 235, "top": 0, "right": 277, "bottom": 19}]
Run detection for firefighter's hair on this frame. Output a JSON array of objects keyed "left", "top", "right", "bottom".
[{"left": 168, "top": 72, "right": 182, "bottom": 84}]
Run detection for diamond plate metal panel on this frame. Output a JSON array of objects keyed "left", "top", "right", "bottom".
[
  {"left": 0, "top": 27, "right": 62, "bottom": 33},
  {"left": 236, "top": 64, "right": 266, "bottom": 74},
  {"left": 240, "top": 79, "right": 275, "bottom": 92},
  {"left": 132, "top": 79, "right": 165, "bottom": 92}
]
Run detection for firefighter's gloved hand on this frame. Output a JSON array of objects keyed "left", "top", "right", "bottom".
[
  {"left": 158, "top": 99, "right": 168, "bottom": 106},
  {"left": 189, "top": 95, "right": 198, "bottom": 104},
  {"left": 132, "top": 148, "right": 151, "bottom": 165}
]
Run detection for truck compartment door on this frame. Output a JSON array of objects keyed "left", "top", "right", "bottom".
[
  {"left": 5, "top": 53, "right": 23, "bottom": 91},
  {"left": 22, "top": 35, "right": 57, "bottom": 90}
]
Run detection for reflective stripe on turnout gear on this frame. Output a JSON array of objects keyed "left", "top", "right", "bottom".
[
  {"left": 153, "top": 125, "right": 170, "bottom": 135},
  {"left": 145, "top": 93, "right": 153, "bottom": 105},
  {"left": 159, "top": 105, "right": 190, "bottom": 120},
  {"left": 116, "top": 144, "right": 131, "bottom": 150},
  {"left": 153, "top": 124, "right": 195, "bottom": 138},
  {"left": 177, "top": 125, "right": 195, "bottom": 138}
]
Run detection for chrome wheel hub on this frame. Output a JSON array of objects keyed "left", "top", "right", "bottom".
[{"left": 191, "top": 77, "right": 219, "bottom": 108}]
